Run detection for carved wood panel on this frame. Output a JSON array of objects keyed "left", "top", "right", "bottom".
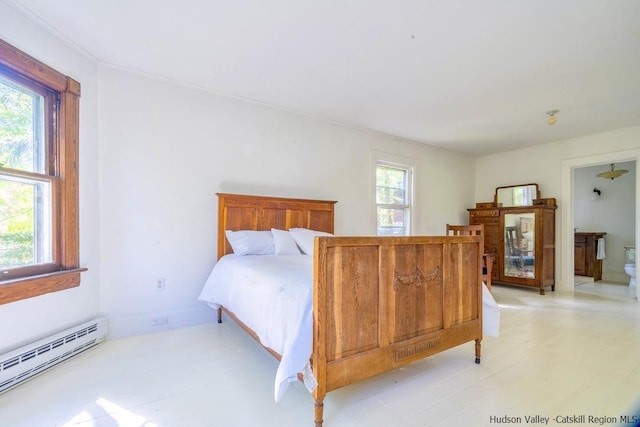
[{"left": 383, "top": 244, "right": 444, "bottom": 343}]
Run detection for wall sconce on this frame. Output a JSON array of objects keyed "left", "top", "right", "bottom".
[
  {"left": 546, "top": 110, "right": 559, "bottom": 125},
  {"left": 591, "top": 188, "right": 601, "bottom": 201}
]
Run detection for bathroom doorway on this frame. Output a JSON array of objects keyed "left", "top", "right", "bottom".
[
  {"left": 573, "top": 162, "right": 635, "bottom": 290},
  {"left": 562, "top": 149, "right": 639, "bottom": 301}
]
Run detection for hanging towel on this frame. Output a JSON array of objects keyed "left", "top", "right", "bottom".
[{"left": 596, "top": 237, "right": 606, "bottom": 260}]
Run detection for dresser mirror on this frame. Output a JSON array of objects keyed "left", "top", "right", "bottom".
[
  {"left": 504, "top": 212, "right": 536, "bottom": 279},
  {"left": 495, "top": 183, "right": 539, "bottom": 207}
]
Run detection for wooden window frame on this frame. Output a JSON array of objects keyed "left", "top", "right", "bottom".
[{"left": 0, "top": 38, "right": 85, "bottom": 305}]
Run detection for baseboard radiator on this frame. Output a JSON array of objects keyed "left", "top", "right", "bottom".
[{"left": 0, "top": 317, "right": 108, "bottom": 394}]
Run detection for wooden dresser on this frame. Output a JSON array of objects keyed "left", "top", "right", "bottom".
[
  {"left": 574, "top": 232, "right": 606, "bottom": 281},
  {"left": 468, "top": 184, "right": 557, "bottom": 295}
]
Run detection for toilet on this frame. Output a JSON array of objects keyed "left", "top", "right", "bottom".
[{"left": 624, "top": 246, "right": 636, "bottom": 292}]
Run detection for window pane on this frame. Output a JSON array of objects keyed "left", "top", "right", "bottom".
[
  {"left": 376, "top": 166, "right": 406, "bottom": 204},
  {"left": 0, "top": 76, "right": 45, "bottom": 173},
  {"left": 377, "top": 207, "right": 407, "bottom": 236},
  {"left": 0, "top": 176, "right": 52, "bottom": 268}
]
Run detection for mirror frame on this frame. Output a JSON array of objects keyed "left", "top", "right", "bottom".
[{"left": 494, "top": 183, "right": 540, "bottom": 207}]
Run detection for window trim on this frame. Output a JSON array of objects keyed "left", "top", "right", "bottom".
[
  {"left": 0, "top": 38, "right": 85, "bottom": 305},
  {"left": 372, "top": 151, "right": 416, "bottom": 236}
]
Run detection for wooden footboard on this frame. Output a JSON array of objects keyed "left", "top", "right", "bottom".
[{"left": 311, "top": 236, "right": 483, "bottom": 426}]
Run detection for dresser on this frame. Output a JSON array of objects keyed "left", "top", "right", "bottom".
[
  {"left": 574, "top": 232, "right": 606, "bottom": 281},
  {"left": 468, "top": 183, "right": 557, "bottom": 295}
]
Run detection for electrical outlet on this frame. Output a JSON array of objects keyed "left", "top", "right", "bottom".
[
  {"left": 152, "top": 315, "right": 168, "bottom": 326},
  {"left": 156, "top": 278, "right": 166, "bottom": 291}
]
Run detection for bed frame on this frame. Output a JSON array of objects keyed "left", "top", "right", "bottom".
[{"left": 215, "top": 193, "right": 483, "bottom": 427}]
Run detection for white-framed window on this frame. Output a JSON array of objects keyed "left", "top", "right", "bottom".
[{"left": 374, "top": 157, "right": 414, "bottom": 236}]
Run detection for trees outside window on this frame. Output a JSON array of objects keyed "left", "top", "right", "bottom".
[{"left": 0, "top": 73, "right": 53, "bottom": 270}]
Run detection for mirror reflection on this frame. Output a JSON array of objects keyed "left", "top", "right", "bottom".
[
  {"left": 504, "top": 212, "right": 535, "bottom": 278},
  {"left": 496, "top": 184, "right": 538, "bottom": 207}
]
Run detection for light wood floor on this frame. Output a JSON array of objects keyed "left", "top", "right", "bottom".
[{"left": 2, "top": 281, "right": 639, "bottom": 427}]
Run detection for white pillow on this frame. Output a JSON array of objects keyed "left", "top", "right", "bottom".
[
  {"left": 271, "top": 229, "right": 301, "bottom": 255},
  {"left": 225, "top": 230, "right": 274, "bottom": 256},
  {"left": 289, "top": 228, "right": 333, "bottom": 255}
]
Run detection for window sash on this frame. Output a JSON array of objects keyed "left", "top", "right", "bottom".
[
  {"left": 376, "top": 206, "right": 410, "bottom": 236},
  {"left": 1, "top": 65, "right": 58, "bottom": 279},
  {"left": 375, "top": 162, "right": 412, "bottom": 236},
  {"left": 0, "top": 171, "right": 55, "bottom": 276},
  {"left": 0, "top": 38, "right": 84, "bottom": 305},
  {"left": 0, "top": 66, "right": 56, "bottom": 172}
]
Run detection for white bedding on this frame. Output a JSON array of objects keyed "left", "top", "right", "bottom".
[
  {"left": 198, "top": 254, "right": 315, "bottom": 402},
  {"left": 198, "top": 254, "right": 500, "bottom": 402}
]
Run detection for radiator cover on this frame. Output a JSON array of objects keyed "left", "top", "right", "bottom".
[{"left": 0, "top": 317, "right": 108, "bottom": 394}]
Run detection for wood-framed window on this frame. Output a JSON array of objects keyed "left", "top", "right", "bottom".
[{"left": 0, "top": 38, "right": 85, "bottom": 305}]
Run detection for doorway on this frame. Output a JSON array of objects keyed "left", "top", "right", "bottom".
[{"left": 561, "top": 149, "right": 640, "bottom": 301}]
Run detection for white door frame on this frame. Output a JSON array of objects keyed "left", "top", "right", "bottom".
[{"left": 561, "top": 148, "right": 640, "bottom": 301}]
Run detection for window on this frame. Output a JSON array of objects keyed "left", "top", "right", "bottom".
[
  {"left": 375, "top": 161, "right": 413, "bottom": 236},
  {"left": 0, "top": 39, "right": 84, "bottom": 305}
]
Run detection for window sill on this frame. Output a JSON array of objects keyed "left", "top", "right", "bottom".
[{"left": 0, "top": 268, "right": 88, "bottom": 305}]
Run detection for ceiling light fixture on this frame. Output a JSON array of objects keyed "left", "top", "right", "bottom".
[
  {"left": 597, "top": 163, "right": 629, "bottom": 180},
  {"left": 546, "top": 110, "right": 559, "bottom": 125}
]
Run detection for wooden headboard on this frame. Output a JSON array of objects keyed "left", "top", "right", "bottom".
[{"left": 216, "top": 193, "right": 337, "bottom": 259}]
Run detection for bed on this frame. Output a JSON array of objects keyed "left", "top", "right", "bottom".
[{"left": 200, "top": 193, "right": 485, "bottom": 427}]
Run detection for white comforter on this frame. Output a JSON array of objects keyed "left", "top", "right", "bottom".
[
  {"left": 198, "top": 254, "right": 500, "bottom": 402},
  {"left": 198, "top": 255, "right": 315, "bottom": 402}
]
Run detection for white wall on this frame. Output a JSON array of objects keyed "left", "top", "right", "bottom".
[
  {"left": 0, "top": 3, "right": 101, "bottom": 354},
  {"left": 97, "top": 65, "right": 477, "bottom": 338},
  {"left": 574, "top": 162, "right": 635, "bottom": 283},
  {"left": 475, "top": 126, "right": 640, "bottom": 293}
]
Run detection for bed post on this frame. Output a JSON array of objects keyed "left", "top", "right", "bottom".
[
  {"left": 314, "top": 398, "right": 325, "bottom": 427},
  {"left": 475, "top": 239, "right": 483, "bottom": 364},
  {"left": 313, "top": 237, "right": 328, "bottom": 427},
  {"left": 217, "top": 307, "right": 222, "bottom": 323}
]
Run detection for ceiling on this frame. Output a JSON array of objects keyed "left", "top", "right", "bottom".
[{"left": 7, "top": 0, "right": 640, "bottom": 156}]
